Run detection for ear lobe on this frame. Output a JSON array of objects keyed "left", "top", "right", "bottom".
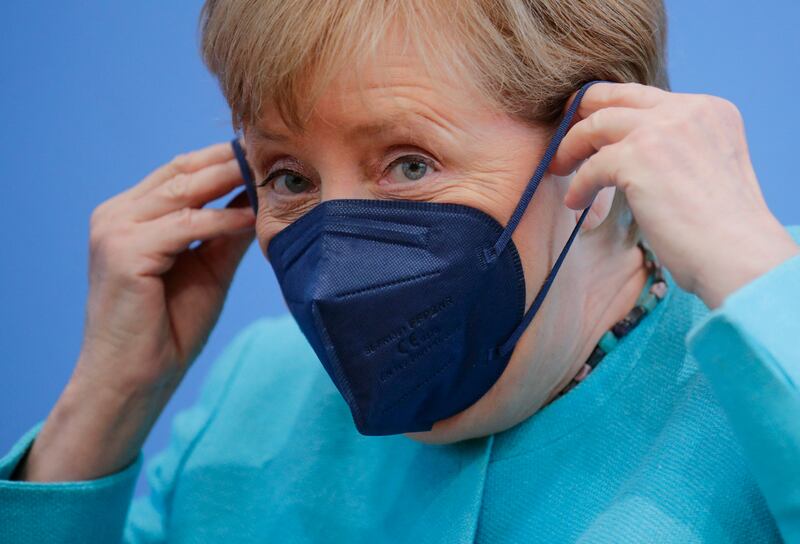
[{"left": 579, "top": 186, "right": 616, "bottom": 231}]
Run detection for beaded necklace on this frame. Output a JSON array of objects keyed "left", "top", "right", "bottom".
[{"left": 556, "top": 241, "right": 668, "bottom": 399}]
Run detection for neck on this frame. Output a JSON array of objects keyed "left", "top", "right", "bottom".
[{"left": 543, "top": 228, "right": 647, "bottom": 405}]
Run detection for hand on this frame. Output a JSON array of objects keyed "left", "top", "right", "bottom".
[
  {"left": 550, "top": 82, "right": 799, "bottom": 308},
  {"left": 79, "top": 141, "right": 254, "bottom": 392},
  {"left": 18, "top": 141, "right": 255, "bottom": 481}
]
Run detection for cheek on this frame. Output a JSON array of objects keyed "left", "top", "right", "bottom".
[
  {"left": 451, "top": 135, "right": 543, "bottom": 224},
  {"left": 434, "top": 156, "right": 534, "bottom": 227},
  {"left": 509, "top": 181, "right": 565, "bottom": 307},
  {"left": 256, "top": 215, "right": 290, "bottom": 257}
]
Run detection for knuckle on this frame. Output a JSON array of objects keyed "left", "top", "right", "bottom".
[
  {"left": 654, "top": 116, "right": 681, "bottom": 137},
  {"left": 606, "top": 84, "right": 624, "bottom": 104},
  {"left": 176, "top": 206, "right": 196, "bottom": 229},
  {"left": 619, "top": 81, "right": 642, "bottom": 93},
  {"left": 689, "top": 93, "right": 711, "bottom": 107},
  {"left": 691, "top": 94, "right": 743, "bottom": 128},
  {"left": 166, "top": 172, "right": 191, "bottom": 200},
  {"left": 617, "top": 145, "right": 638, "bottom": 193},
  {"left": 692, "top": 93, "right": 718, "bottom": 112},
  {"left": 587, "top": 109, "right": 605, "bottom": 134},
  {"left": 612, "top": 82, "right": 639, "bottom": 102},
  {"left": 715, "top": 97, "right": 743, "bottom": 123},
  {"left": 91, "top": 222, "right": 132, "bottom": 254},
  {"left": 169, "top": 152, "right": 192, "bottom": 174},
  {"left": 89, "top": 204, "right": 113, "bottom": 247},
  {"left": 627, "top": 128, "right": 667, "bottom": 167},
  {"left": 89, "top": 203, "right": 107, "bottom": 230},
  {"left": 88, "top": 225, "right": 104, "bottom": 252},
  {"left": 629, "top": 127, "right": 659, "bottom": 152},
  {"left": 698, "top": 94, "right": 719, "bottom": 110}
]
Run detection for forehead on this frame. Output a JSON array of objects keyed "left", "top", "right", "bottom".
[{"left": 248, "top": 27, "right": 498, "bottom": 140}]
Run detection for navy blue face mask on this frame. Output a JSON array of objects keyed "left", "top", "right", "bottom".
[{"left": 232, "top": 80, "right": 602, "bottom": 435}]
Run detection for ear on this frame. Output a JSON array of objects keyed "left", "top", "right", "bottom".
[{"left": 578, "top": 185, "right": 615, "bottom": 231}]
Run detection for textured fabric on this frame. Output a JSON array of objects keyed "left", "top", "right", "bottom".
[
  {"left": 1, "top": 227, "right": 798, "bottom": 543},
  {"left": 687, "top": 250, "right": 800, "bottom": 541},
  {"left": 266, "top": 198, "right": 527, "bottom": 435},
  {"left": 0, "top": 424, "right": 142, "bottom": 542}
]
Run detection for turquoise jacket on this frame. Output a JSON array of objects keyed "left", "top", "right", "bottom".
[{"left": 2, "top": 228, "right": 799, "bottom": 543}]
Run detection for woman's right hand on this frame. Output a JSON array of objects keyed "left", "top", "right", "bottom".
[{"left": 16, "top": 142, "right": 256, "bottom": 482}]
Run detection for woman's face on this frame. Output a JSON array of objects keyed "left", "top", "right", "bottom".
[{"left": 245, "top": 34, "right": 584, "bottom": 442}]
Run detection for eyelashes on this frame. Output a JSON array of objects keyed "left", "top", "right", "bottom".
[
  {"left": 257, "top": 169, "right": 317, "bottom": 195},
  {"left": 252, "top": 147, "right": 443, "bottom": 220},
  {"left": 383, "top": 154, "right": 437, "bottom": 184},
  {"left": 257, "top": 152, "right": 439, "bottom": 187}
]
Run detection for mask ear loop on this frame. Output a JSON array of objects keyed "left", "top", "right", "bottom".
[
  {"left": 488, "top": 80, "right": 609, "bottom": 360},
  {"left": 231, "top": 138, "right": 259, "bottom": 215}
]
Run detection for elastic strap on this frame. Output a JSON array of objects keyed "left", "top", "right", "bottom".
[
  {"left": 491, "top": 205, "right": 592, "bottom": 359},
  {"left": 489, "top": 80, "right": 607, "bottom": 360},
  {"left": 231, "top": 138, "right": 259, "bottom": 214}
]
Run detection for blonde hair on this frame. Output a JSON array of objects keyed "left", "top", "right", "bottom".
[{"left": 199, "top": 0, "right": 669, "bottom": 241}]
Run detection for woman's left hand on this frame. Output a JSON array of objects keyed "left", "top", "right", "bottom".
[{"left": 550, "top": 82, "right": 799, "bottom": 308}]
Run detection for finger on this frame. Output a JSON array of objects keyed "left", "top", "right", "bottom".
[
  {"left": 550, "top": 107, "right": 644, "bottom": 176},
  {"left": 563, "top": 82, "right": 665, "bottom": 129},
  {"left": 125, "top": 142, "right": 235, "bottom": 200},
  {"left": 564, "top": 143, "right": 629, "bottom": 210},
  {"left": 192, "top": 190, "right": 255, "bottom": 289},
  {"left": 223, "top": 186, "right": 252, "bottom": 212},
  {"left": 142, "top": 205, "right": 255, "bottom": 257},
  {"left": 132, "top": 158, "right": 243, "bottom": 221}
]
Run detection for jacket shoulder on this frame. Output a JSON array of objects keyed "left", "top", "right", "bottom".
[
  {"left": 787, "top": 224, "right": 800, "bottom": 244},
  {"left": 219, "top": 313, "right": 328, "bottom": 404},
  {"left": 180, "top": 314, "right": 341, "bottom": 467}
]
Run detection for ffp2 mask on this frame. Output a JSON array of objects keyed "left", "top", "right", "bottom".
[{"left": 232, "top": 80, "right": 602, "bottom": 435}]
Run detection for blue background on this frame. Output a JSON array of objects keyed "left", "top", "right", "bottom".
[{"left": 1, "top": 2, "right": 798, "bottom": 496}]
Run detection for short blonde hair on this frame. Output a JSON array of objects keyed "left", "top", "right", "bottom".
[{"left": 199, "top": 0, "right": 669, "bottom": 241}]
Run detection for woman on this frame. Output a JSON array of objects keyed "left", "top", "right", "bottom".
[{"left": 1, "top": 0, "right": 798, "bottom": 542}]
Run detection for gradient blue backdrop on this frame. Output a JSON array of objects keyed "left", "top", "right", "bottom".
[{"left": 1, "top": 2, "right": 798, "bottom": 497}]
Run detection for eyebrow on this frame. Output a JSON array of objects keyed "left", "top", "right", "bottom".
[
  {"left": 250, "top": 126, "right": 289, "bottom": 143},
  {"left": 250, "top": 112, "right": 438, "bottom": 146}
]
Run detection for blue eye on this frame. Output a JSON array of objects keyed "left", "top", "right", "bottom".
[
  {"left": 387, "top": 156, "right": 433, "bottom": 183},
  {"left": 260, "top": 170, "right": 313, "bottom": 195}
]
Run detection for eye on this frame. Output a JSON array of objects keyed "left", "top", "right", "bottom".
[
  {"left": 385, "top": 155, "right": 435, "bottom": 184},
  {"left": 258, "top": 169, "right": 314, "bottom": 195}
]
